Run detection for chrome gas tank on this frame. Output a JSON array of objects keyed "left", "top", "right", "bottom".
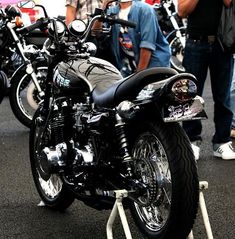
[{"left": 53, "top": 57, "right": 122, "bottom": 94}]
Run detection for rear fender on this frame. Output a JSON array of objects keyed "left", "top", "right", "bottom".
[
  {"left": 126, "top": 94, "right": 207, "bottom": 124},
  {"left": 129, "top": 73, "right": 207, "bottom": 123},
  {"left": 154, "top": 73, "right": 207, "bottom": 122}
]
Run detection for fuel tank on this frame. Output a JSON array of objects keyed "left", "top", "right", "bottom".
[{"left": 53, "top": 57, "right": 123, "bottom": 94}]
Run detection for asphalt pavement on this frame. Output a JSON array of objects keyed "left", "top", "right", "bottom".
[{"left": 0, "top": 80, "right": 235, "bottom": 239}]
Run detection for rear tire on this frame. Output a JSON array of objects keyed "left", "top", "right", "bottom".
[
  {"left": 29, "top": 108, "right": 75, "bottom": 210},
  {"left": 128, "top": 120, "right": 198, "bottom": 239}
]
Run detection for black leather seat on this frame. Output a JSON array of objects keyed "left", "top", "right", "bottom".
[{"left": 92, "top": 67, "right": 178, "bottom": 108}]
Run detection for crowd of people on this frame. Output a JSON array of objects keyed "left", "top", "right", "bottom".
[{"left": 65, "top": 0, "right": 235, "bottom": 160}]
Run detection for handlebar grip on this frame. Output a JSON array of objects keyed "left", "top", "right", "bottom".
[
  {"left": 106, "top": 17, "right": 136, "bottom": 28},
  {"left": 17, "top": 18, "right": 49, "bottom": 35}
]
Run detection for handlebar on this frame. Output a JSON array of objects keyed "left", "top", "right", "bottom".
[
  {"left": 80, "top": 12, "right": 136, "bottom": 43},
  {"left": 104, "top": 16, "right": 136, "bottom": 28},
  {"left": 16, "top": 18, "right": 49, "bottom": 35}
]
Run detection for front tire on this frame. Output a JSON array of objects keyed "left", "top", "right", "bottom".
[
  {"left": 29, "top": 108, "right": 75, "bottom": 210},
  {"left": 129, "top": 120, "right": 198, "bottom": 239},
  {"left": 9, "top": 65, "right": 47, "bottom": 128},
  {"left": 167, "top": 30, "right": 186, "bottom": 73}
]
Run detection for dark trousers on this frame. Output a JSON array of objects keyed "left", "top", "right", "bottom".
[{"left": 182, "top": 38, "right": 234, "bottom": 144}]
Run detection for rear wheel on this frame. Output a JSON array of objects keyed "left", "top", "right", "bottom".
[
  {"left": 29, "top": 108, "right": 75, "bottom": 210},
  {"left": 129, "top": 120, "right": 198, "bottom": 239}
]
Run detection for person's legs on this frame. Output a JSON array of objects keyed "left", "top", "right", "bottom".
[
  {"left": 209, "top": 42, "right": 234, "bottom": 144},
  {"left": 209, "top": 42, "right": 235, "bottom": 160},
  {"left": 182, "top": 39, "right": 209, "bottom": 142},
  {"left": 230, "top": 55, "right": 235, "bottom": 137},
  {"left": 182, "top": 39, "right": 210, "bottom": 160}
]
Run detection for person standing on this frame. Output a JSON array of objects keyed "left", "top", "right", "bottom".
[
  {"left": 105, "top": 0, "right": 171, "bottom": 76},
  {"left": 65, "top": 0, "right": 102, "bottom": 25},
  {"left": 178, "top": 0, "right": 235, "bottom": 160},
  {"left": 65, "top": 0, "right": 115, "bottom": 61},
  {"left": 231, "top": 55, "right": 235, "bottom": 138}
]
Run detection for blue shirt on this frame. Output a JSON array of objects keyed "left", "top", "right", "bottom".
[{"left": 108, "top": 0, "right": 171, "bottom": 71}]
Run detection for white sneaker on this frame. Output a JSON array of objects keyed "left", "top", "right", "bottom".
[
  {"left": 191, "top": 142, "right": 200, "bottom": 160},
  {"left": 213, "top": 141, "right": 235, "bottom": 160}
]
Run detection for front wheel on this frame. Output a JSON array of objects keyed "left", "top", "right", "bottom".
[
  {"left": 129, "top": 120, "right": 198, "bottom": 239},
  {"left": 167, "top": 30, "right": 186, "bottom": 73},
  {"left": 29, "top": 108, "right": 75, "bottom": 210},
  {"left": 9, "top": 65, "right": 47, "bottom": 128}
]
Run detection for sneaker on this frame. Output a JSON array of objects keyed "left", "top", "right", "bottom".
[
  {"left": 231, "top": 128, "right": 235, "bottom": 139},
  {"left": 213, "top": 141, "right": 235, "bottom": 160},
  {"left": 191, "top": 141, "right": 200, "bottom": 160}
]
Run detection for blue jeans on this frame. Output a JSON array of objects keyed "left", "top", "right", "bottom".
[
  {"left": 182, "top": 38, "right": 234, "bottom": 144},
  {"left": 231, "top": 56, "right": 235, "bottom": 128}
]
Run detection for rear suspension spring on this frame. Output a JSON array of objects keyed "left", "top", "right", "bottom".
[{"left": 115, "top": 114, "right": 131, "bottom": 162}]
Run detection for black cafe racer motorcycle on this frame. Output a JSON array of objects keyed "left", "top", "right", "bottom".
[{"left": 29, "top": 2, "right": 206, "bottom": 239}]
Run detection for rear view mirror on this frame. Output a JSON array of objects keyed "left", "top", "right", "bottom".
[{"left": 17, "top": 0, "right": 35, "bottom": 9}]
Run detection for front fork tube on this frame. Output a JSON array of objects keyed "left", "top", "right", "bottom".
[
  {"left": 162, "top": 3, "right": 185, "bottom": 48},
  {"left": 7, "top": 22, "right": 44, "bottom": 96},
  {"left": 25, "top": 64, "right": 44, "bottom": 97}
]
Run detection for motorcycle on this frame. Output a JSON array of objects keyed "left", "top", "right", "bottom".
[
  {"left": 0, "top": 2, "right": 48, "bottom": 127},
  {"left": 0, "top": 71, "right": 8, "bottom": 104},
  {"left": 154, "top": 0, "right": 186, "bottom": 73},
  {"left": 29, "top": 3, "right": 207, "bottom": 239}
]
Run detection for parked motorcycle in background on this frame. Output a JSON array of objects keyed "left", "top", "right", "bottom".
[
  {"left": 0, "top": 2, "right": 48, "bottom": 127},
  {"left": 150, "top": 0, "right": 186, "bottom": 73},
  {"left": 28, "top": 1, "right": 207, "bottom": 238},
  {"left": 0, "top": 71, "right": 8, "bottom": 104}
]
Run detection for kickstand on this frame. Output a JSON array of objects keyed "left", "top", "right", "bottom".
[
  {"left": 106, "top": 190, "right": 132, "bottom": 239},
  {"left": 106, "top": 181, "right": 213, "bottom": 239},
  {"left": 188, "top": 181, "right": 214, "bottom": 239}
]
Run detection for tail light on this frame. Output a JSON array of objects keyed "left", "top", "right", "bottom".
[{"left": 165, "top": 74, "right": 197, "bottom": 103}]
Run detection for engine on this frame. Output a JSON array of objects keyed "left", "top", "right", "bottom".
[{"left": 37, "top": 99, "right": 96, "bottom": 175}]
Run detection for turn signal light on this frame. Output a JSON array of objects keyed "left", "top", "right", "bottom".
[{"left": 15, "top": 16, "right": 23, "bottom": 27}]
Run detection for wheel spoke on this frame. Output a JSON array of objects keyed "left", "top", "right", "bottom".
[{"left": 133, "top": 132, "right": 172, "bottom": 232}]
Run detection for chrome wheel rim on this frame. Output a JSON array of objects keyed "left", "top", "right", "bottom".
[
  {"left": 16, "top": 67, "right": 47, "bottom": 121},
  {"left": 169, "top": 36, "right": 185, "bottom": 72},
  {"left": 38, "top": 174, "right": 63, "bottom": 199},
  {"left": 132, "top": 132, "right": 172, "bottom": 232},
  {"left": 34, "top": 116, "right": 63, "bottom": 199}
]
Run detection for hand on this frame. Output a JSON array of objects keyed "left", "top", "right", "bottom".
[{"left": 223, "top": 0, "right": 232, "bottom": 7}]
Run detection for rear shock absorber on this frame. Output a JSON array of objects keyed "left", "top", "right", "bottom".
[{"left": 115, "top": 113, "right": 133, "bottom": 176}]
